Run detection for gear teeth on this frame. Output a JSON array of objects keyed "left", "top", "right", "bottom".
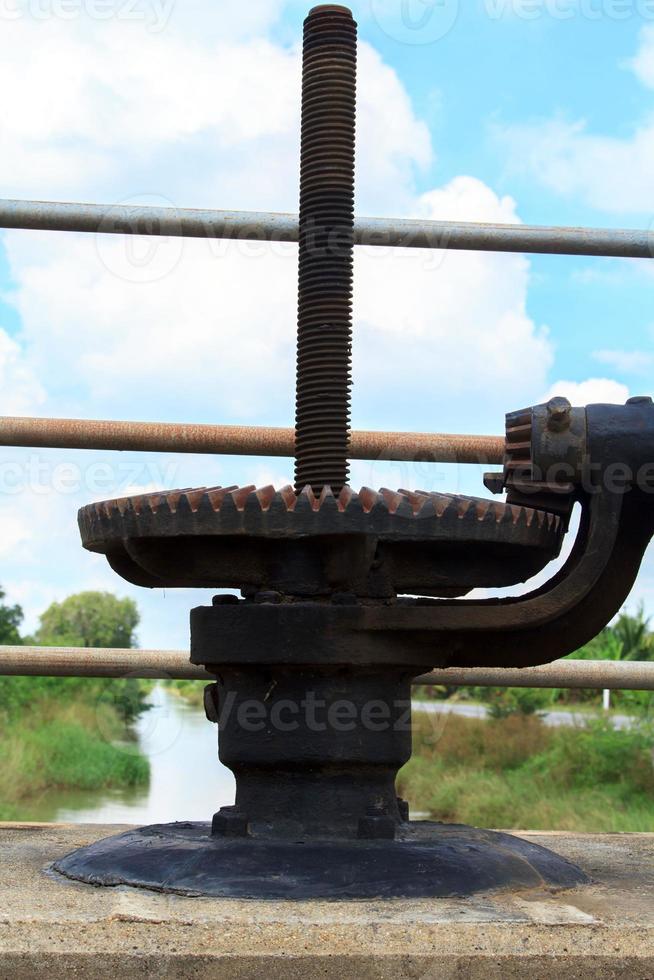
[
  {"left": 280, "top": 485, "right": 298, "bottom": 512},
  {"left": 416, "top": 495, "right": 436, "bottom": 519},
  {"left": 505, "top": 407, "right": 534, "bottom": 485},
  {"left": 457, "top": 499, "right": 472, "bottom": 519},
  {"left": 185, "top": 488, "right": 209, "bottom": 512},
  {"left": 474, "top": 499, "right": 492, "bottom": 521},
  {"left": 146, "top": 492, "right": 169, "bottom": 515},
  {"left": 206, "top": 486, "right": 237, "bottom": 512},
  {"left": 165, "top": 489, "right": 186, "bottom": 514},
  {"left": 380, "top": 488, "right": 404, "bottom": 515},
  {"left": 436, "top": 497, "right": 453, "bottom": 518},
  {"left": 114, "top": 496, "right": 131, "bottom": 516},
  {"left": 337, "top": 486, "right": 354, "bottom": 512},
  {"left": 256, "top": 485, "right": 277, "bottom": 511},
  {"left": 489, "top": 501, "right": 504, "bottom": 523},
  {"left": 231, "top": 486, "right": 256, "bottom": 511},
  {"left": 83, "top": 484, "right": 565, "bottom": 545},
  {"left": 397, "top": 490, "right": 425, "bottom": 516},
  {"left": 359, "top": 487, "right": 379, "bottom": 513},
  {"left": 319, "top": 485, "right": 336, "bottom": 508},
  {"left": 299, "top": 485, "right": 320, "bottom": 511}
]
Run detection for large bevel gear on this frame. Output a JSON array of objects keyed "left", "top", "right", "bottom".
[{"left": 79, "top": 483, "right": 565, "bottom": 598}]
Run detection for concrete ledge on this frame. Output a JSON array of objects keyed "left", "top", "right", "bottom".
[{"left": 1, "top": 823, "right": 653, "bottom": 978}]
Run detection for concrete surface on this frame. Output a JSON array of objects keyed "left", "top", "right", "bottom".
[{"left": 1, "top": 822, "right": 653, "bottom": 978}]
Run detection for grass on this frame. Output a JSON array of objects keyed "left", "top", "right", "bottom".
[
  {"left": 168, "top": 679, "right": 205, "bottom": 707},
  {"left": 397, "top": 712, "right": 654, "bottom": 832},
  {"left": 0, "top": 679, "right": 150, "bottom": 820},
  {"left": 135, "top": 680, "right": 654, "bottom": 833}
]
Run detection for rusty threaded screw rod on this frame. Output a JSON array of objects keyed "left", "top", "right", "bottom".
[{"left": 294, "top": 4, "right": 357, "bottom": 494}]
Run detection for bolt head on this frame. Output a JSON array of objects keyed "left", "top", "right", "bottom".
[
  {"left": 254, "top": 591, "right": 283, "bottom": 605},
  {"left": 358, "top": 813, "right": 396, "bottom": 840},
  {"left": 483, "top": 472, "right": 504, "bottom": 496},
  {"left": 358, "top": 801, "right": 396, "bottom": 840},
  {"left": 212, "top": 594, "right": 239, "bottom": 606},
  {"left": 546, "top": 396, "right": 572, "bottom": 432},
  {"left": 211, "top": 806, "right": 249, "bottom": 838},
  {"left": 397, "top": 797, "right": 410, "bottom": 822}
]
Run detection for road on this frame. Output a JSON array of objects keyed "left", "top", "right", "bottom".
[{"left": 412, "top": 700, "right": 635, "bottom": 729}]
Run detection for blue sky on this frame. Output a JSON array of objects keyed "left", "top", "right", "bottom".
[{"left": 0, "top": 0, "right": 652, "bottom": 647}]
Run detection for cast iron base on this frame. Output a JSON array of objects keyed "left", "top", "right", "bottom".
[{"left": 53, "top": 820, "right": 589, "bottom": 899}]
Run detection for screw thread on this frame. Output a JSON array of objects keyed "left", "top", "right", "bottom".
[{"left": 294, "top": 4, "right": 357, "bottom": 494}]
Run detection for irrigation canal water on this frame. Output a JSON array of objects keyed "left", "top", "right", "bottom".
[
  {"left": 16, "top": 686, "right": 631, "bottom": 823},
  {"left": 20, "top": 684, "right": 235, "bottom": 824}
]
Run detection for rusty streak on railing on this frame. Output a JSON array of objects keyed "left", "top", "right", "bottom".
[
  {"left": 1, "top": 646, "right": 653, "bottom": 689},
  {"left": 0, "top": 416, "right": 504, "bottom": 465}
]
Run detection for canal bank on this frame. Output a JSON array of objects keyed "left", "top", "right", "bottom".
[{"left": 12, "top": 685, "right": 234, "bottom": 824}]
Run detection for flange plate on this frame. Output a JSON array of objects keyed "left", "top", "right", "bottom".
[{"left": 53, "top": 820, "right": 588, "bottom": 900}]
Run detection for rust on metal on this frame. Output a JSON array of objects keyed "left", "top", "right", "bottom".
[
  {"left": 0, "top": 415, "right": 505, "bottom": 464},
  {"left": 1, "top": 645, "right": 653, "bottom": 690},
  {"left": 80, "top": 482, "right": 560, "bottom": 524},
  {"left": 294, "top": 5, "right": 357, "bottom": 493}
]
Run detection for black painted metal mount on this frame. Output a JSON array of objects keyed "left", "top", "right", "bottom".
[
  {"left": 55, "top": 606, "right": 591, "bottom": 897},
  {"left": 58, "top": 397, "right": 654, "bottom": 896},
  {"left": 54, "top": 821, "right": 588, "bottom": 900},
  {"left": 57, "top": 0, "right": 654, "bottom": 899}
]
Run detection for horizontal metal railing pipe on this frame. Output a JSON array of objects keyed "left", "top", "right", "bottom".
[
  {"left": 0, "top": 416, "right": 504, "bottom": 465},
  {"left": 0, "top": 646, "right": 214, "bottom": 680},
  {"left": 416, "top": 659, "right": 654, "bottom": 691},
  {"left": 0, "top": 198, "right": 652, "bottom": 259},
  {"left": 1, "top": 646, "right": 653, "bottom": 689}
]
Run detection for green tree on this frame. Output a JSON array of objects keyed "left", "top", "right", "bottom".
[
  {"left": 0, "top": 586, "right": 23, "bottom": 645},
  {"left": 612, "top": 604, "right": 652, "bottom": 661},
  {"left": 572, "top": 629, "right": 623, "bottom": 662},
  {"left": 34, "top": 591, "right": 139, "bottom": 649}
]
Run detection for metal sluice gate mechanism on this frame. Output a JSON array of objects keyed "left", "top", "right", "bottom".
[{"left": 55, "top": 5, "right": 654, "bottom": 899}]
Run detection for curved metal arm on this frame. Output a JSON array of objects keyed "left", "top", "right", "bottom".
[{"left": 357, "top": 489, "right": 654, "bottom": 668}]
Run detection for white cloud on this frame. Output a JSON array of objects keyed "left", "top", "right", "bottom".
[
  {"left": 494, "top": 114, "right": 654, "bottom": 214},
  {"left": 2, "top": 175, "right": 553, "bottom": 434},
  {"left": 493, "top": 26, "right": 654, "bottom": 214},
  {"left": 593, "top": 348, "right": 654, "bottom": 374},
  {"left": 354, "top": 175, "right": 553, "bottom": 430},
  {"left": 629, "top": 24, "right": 654, "bottom": 89},
  {"left": 0, "top": 7, "right": 564, "bottom": 643},
  {"left": 0, "top": 17, "right": 548, "bottom": 431},
  {"left": 0, "top": 328, "right": 45, "bottom": 414},
  {"left": 543, "top": 377, "right": 630, "bottom": 405}
]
